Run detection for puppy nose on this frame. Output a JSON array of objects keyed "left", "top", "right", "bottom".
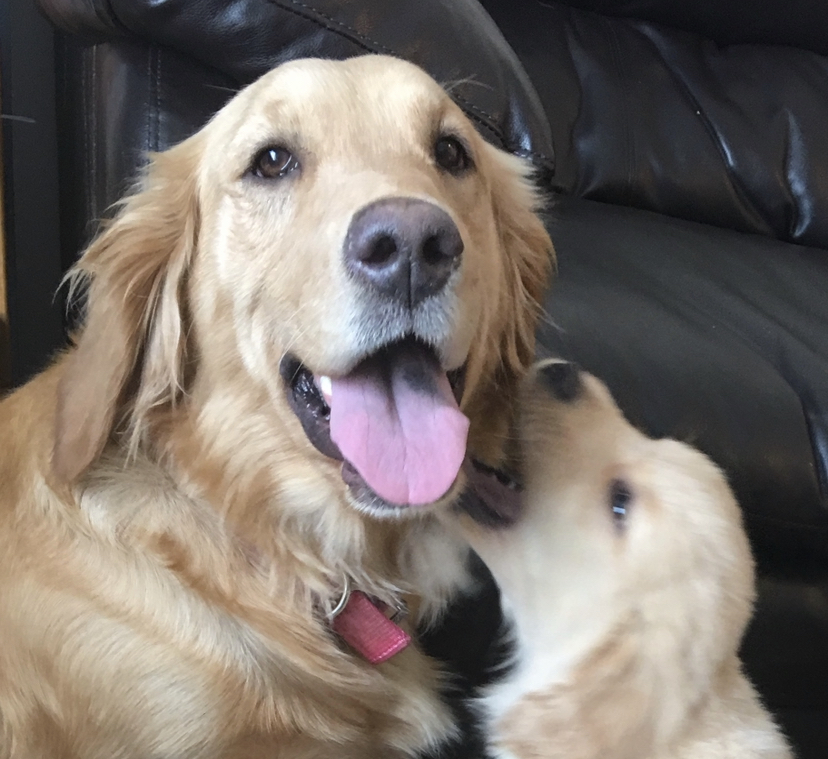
[
  {"left": 344, "top": 197, "right": 464, "bottom": 308},
  {"left": 538, "top": 361, "right": 583, "bottom": 402}
]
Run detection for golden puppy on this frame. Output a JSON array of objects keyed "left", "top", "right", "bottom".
[
  {"left": 451, "top": 361, "right": 792, "bottom": 759},
  {"left": 0, "top": 56, "right": 552, "bottom": 758}
]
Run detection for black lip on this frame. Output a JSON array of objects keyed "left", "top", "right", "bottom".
[
  {"left": 456, "top": 459, "right": 523, "bottom": 528},
  {"left": 280, "top": 339, "right": 467, "bottom": 510},
  {"left": 279, "top": 355, "right": 342, "bottom": 461},
  {"left": 446, "top": 365, "right": 466, "bottom": 406},
  {"left": 341, "top": 460, "right": 420, "bottom": 512}
]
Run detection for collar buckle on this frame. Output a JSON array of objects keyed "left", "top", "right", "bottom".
[{"left": 327, "top": 575, "right": 352, "bottom": 620}]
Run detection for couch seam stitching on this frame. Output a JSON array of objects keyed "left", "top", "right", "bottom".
[
  {"left": 267, "top": 0, "right": 554, "bottom": 166},
  {"left": 84, "top": 46, "right": 94, "bottom": 225},
  {"left": 146, "top": 46, "right": 154, "bottom": 153},
  {"left": 267, "top": 0, "right": 504, "bottom": 146},
  {"left": 155, "top": 46, "right": 163, "bottom": 151}
]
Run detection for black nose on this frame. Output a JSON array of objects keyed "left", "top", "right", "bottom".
[
  {"left": 344, "top": 197, "right": 464, "bottom": 308},
  {"left": 538, "top": 361, "right": 583, "bottom": 402}
]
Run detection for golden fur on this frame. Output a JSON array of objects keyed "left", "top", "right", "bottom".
[
  {"left": 450, "top": 362, "right": 793, "bottom": 759},
  {"left": 0, "top": 56, "right": 552, "bottom": 758}
]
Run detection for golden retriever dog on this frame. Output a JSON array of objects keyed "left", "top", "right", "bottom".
[
  {"left": 449, "top": 361, "right": 793, "bottom": 759},
  {"left": 0, "top": 56, "right": 552, "bottom": 758}
]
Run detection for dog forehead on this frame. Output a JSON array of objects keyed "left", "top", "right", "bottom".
[
  {"left": 235, "top": 56, "right": 450, "bottom": 136},
  {"left": 276, "top": 55, "right": 447, "bottom": 97},
  {"left": 523, "top": 380, "right": 628, "bottom": 439}
]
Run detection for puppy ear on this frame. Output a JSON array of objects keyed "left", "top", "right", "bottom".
[{"left": 53, "top": 138, "right": 202, "bottom": 483}]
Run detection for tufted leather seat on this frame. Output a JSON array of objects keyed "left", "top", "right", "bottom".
[{"left": 14, "top": 0, "right": 828, "bottom": 755}]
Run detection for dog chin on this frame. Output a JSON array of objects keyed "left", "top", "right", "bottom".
[{"left": 342, "top": 463, "right": 467, "bottom": 520}]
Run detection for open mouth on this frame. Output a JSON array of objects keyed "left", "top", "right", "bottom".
[
  {"left": 280, "top": 337, "right": 468, "bottom": 512},
  {"left": 457, "top": 459, "right": 523, "bottom": 528}
]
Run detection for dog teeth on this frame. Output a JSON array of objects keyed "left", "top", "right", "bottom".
[{"left": 319, "top": 375, "right": 333, "bottom": 402}]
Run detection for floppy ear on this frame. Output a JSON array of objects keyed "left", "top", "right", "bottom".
[
  {"left": 469, "top": 146, "right": 554, "bottom": 461},
  {"left": 488, "top": 148, "right": 555, "bottom": 375},
  {"left": 52, "top": 138, "right": 202, "bottom": 483}
]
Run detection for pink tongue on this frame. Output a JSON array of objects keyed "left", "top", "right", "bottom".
[{"left": 329, "top": 343, "right": 469, "bottom": 506}]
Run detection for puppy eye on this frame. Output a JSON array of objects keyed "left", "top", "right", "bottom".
[
  {"left": 609, "top": 478, "right": 633, "bottom": 529},
  {"left": 434, "top": 135, "right": 472, "bottom": 174},
  {"left": 251, "top": 146, "right": 299, "bottom": 179}
]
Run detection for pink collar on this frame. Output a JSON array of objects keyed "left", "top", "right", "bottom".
[{"left": 329, "top": 580, "right": 411, "bottom": 664}]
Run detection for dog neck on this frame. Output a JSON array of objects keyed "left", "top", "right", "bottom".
[
  {"left": 492, "top": 623, "right": 657, "bottom": 759},
  {"left": 114, "top": 394, "right": 472, "bottom": 624},
  {"left": 489, "top": 614, "right": 728, "bottom": 759}
]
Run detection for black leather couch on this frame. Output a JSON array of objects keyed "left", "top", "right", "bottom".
[{"left": 9, "top": 0, "right": 828, "bottom": 756}]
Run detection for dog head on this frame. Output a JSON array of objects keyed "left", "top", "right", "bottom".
[
  {"left": 52, "top": 56, "right": 552, "bottom": 521},
  {"left": 454, "top": 361, "right": 756, "bottom": 738}
]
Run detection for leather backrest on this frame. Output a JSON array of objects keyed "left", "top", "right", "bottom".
[
  {"left": 484, "top": 0, "right": 828, "bottom": 249},
  {"left": 40, "top": 0, "right": 555, "bottom": 225},
  {"left": 551, "top": 0, "right": 828, "bottom": 56}
]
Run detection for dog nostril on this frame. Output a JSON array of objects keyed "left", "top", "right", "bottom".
[
  {"left": 364, "top": 235, "right": 398, "bottom": 266},
  {"left": 343, "top": 198, "right": 463, "bottom": 308},
  {"left": 421, "top": 235, "right": 446, "bottom": 267}
]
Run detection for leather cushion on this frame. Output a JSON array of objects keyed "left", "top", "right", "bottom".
[{"left": 540, "top": 197, "right": 828, "bottom": 555}]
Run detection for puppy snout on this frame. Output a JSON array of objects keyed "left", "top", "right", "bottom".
[
  {"left": 538, "top": 360, "right": 583, "bottom": 402},
  {"left": 344, "top": 197, "right": 463, "bottom": 308}
]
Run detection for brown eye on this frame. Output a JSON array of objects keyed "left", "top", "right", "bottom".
[
  {"left": 435, "top": 135, "right": 471, "bottom": 174},
  {"left": 251, "top": 146, "right": 298, "bottom": 179},
  {"left": 609, "top": 478, "right": 633, "bottom": 530}
]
